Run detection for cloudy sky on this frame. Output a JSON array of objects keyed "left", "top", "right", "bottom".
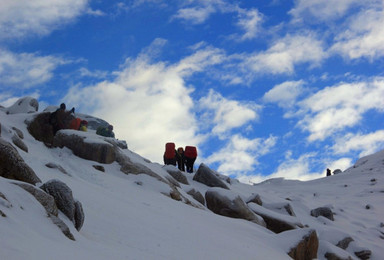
[{"left": 1, "top": 0, "right": 384, "bottom": 183}]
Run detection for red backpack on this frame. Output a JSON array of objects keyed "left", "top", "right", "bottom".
[
  {"left": 184, "top": 146, "right": 197, "bottom": 158},
  {"left": 164, "top": 142, "right": 176, "bottom": 159},
  {"left": 69, "top": 118, "right": 81, "bottom": 130}
]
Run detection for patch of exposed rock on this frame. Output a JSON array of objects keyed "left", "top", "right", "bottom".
[
  {"left": 187, "top": 189, "right": 205, "bottom": 205},
  {"left": 193, "top": 163, "right": 229, "bottom": 189},
  {"left": 45, "top": 162, "right": 70, "bottom": 175},
  {"left": 279, "top": 228, "right": 319, "bottom": 260},
  {"left": 0, "top": 138, "right": 41, "bottom": 185},
  {"left": 12, "top": 133, "right": 28, "bottom": 153},
  {"left": 26, "top": 112, "right": 54, "bottom": 145},
  {"left": 163, "top": 165, "right": 189, "bottom": 185},
  {"left": 205, "top": 188, "right": 266, "bottom": 227},
  {"left": 311, "top": 207, "right": 334, "bottom": 221}
]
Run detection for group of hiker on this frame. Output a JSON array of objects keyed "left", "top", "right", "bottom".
[
  {"left": 164, "top": 142, "right": 197, "bottom": 173},
  {"left": 49, "top": 103, "right": 115, "bottom": 138}
]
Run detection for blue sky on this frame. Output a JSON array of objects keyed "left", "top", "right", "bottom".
[{"left": 1, "top": 0, "right": 384, "bottom": 183}]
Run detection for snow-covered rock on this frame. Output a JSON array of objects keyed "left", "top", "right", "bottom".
[
  {"left": 193, "top": 163, "right": 229, "bottom": 189},
  {"left": 5, "top": 97, "right": 39, "bottom": 114}
]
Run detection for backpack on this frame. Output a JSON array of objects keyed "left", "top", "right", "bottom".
[
  {"left": 185, "top": 146, "right": 197, "bottom": 158},
  {"left": 69, "top": 118, "right": 81, "bottom": 130},
  {"left": 164, "top": 142, "right": 176, "bottom": 159}
]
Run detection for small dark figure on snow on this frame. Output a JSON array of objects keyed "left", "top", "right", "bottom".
[
  {"left": 176, "top": 147, "right": 185, "bottom": 171},
  {"left": 164, "top": 142, "right": 177, "bottom": 166},
  {"left": 326, "top": 168, "right": 332, "bottom": 176}
]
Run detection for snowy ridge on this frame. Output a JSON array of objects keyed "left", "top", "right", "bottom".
[{"left": 0, "top": 98, "right": 383, "bottom": 260}]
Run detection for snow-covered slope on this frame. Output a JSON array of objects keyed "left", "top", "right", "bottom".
[{"left": 0, "top": 99, "right": 383, "bottom": 260}]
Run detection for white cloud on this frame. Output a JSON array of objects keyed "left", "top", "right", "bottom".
[
  {"left": 263, "top": 80, "right": 305, "bottom": 108},
  {"left": 199, "top": 89, "right": 261, "bottom": 137},
  {"left": 173, "top": 6, "right": 216, "bottom": 24},
  {"left": 297, "top": 78, "right": 384, "bottom": 141},
  {"left": 64, "top": 41, "right": 225, "bottom": 164},
  {"left": 0, "top": 0, "right": 89, "bottom": 40},
  {"left": 332, "top": 130, "right": 384, "bottom": 157},
  {"left": 244, "top": 33, "right": 326, "bottom": 74},
  {"left": 205, "top": 134, "right": 277, "bottom": 175},
  {"left": 331, "top": 7, "right": 384, "bottom": 60},
  {"left": 289, "top": 0, "right": 369, "bottom": 21},
  {"left": 236, "top": 8, "right": 263, "bottom": 40},
  {"left": 0, "top": 49, "right": 65, "bottom": 89}
]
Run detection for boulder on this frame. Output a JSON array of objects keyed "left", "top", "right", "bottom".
[
  {"left": 26, "top": 112, "right": 54, "bottom": 145},
  {"left": 12, "top": 133, "right": 28, "bottom": 153},
  {"left": 205, "top": 188, "right": 266, "bottom": 227},
  {"left": 246, "top": 193, "right": 263, "bottom": 206},
  {"left": 0, "top": 138, "right": 41, "bottom": 185},
  {"left": 325, "top": 252, "right": 353, "bottom": 260},
  {"left": 187, "top": 189, "right": 205, "bottom": 205},
  {"left": 248, "top": 203, "right": 303, "bottom": 233},
  {"left": 263, "top": 202, "right": 296, "bottom": 216},
  {"left": 336, "top": 237, "right": 354, "bottom": 250},
  {"left": 164, "top": 165, "right": 189, "bottom": 185},
  {"left": 311, "top": 207, "right": 334, "bottom": 221},
  {"left": 13, "top": 182, "right": 58, "bottom": 216},
  {"left": 49, "top": 214, "right": 75, "bottom": 241},
  {"left": 6, "top": 97, "right": 38, "bottom": 114},
  {"left": 193, "top": 163, "right": 229, "bottom": 189},
  {"left": 40, "top": 180, "right": 76, "bottom": 223},
  {"left": 53, "top": 131, "right": 116, "bottom": 164},
  {"left": 74, "top": 200, "right": 85, "bottom": 231},
  {"left": 279, "top": 228, "right": 319, "bottom": 260},
  {"left": 93, "top": 165, "right": 105, "bottom": 172},
  {"left": 45, "top": 162, "right": 70, "bottom": 175},
  {"left": 12, "top": 127, "right": 24, "bottom": 139},
  {"left": 354, "top": 250, "right": 371, "bottom": 260}
]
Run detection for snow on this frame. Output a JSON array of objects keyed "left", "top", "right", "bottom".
[{"left": 1, "top": 102, "right": 384, "bottom": 259}]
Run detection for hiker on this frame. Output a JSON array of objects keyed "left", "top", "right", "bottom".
[
  {"left": 96, "top": 124, "right": 115, "bottom": 138},
  {"left": 184, "top": 146, "right": 197, "bottom": 173},
  {"left": 176, "top": 147, "right": 185, "bottom": 171},
  {"left": 79, "top": 120, "right": 88, "bottom": 131},
  {"left": 49, "top": 103, "right": 75, "bottom": 135},
  {"left": 326, "top": 168, "right": 332, "bottom": 176},
  {"left": 163, "top": 142, "right": 177, "bottom": 166}
]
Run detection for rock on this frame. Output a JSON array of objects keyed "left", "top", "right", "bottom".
[
  {"left": 187, "top": 189, "right": 205, "bottom": 205},
  {"left": 74, "top": 200, "right": 85, "bottom": 231},
  {"left": 6, "top": 97, "right": 39, "bottom": 114},
  {"left": 45, "top": 162, "right": 70, "bottom": 175},
  {"left": 263, "top": 202, "right": 296, "bottom": 217},
  {"left": 336, "top": 237, "right": 354, "bottom": 250},
  {"left": 40, "top": 179, "right": 76, "bottom": 223},
  {"left": 0, "top": 210, "right": 6, "bottom": 217},
  {"left": 164, "top": 165, "right": 189, "bottom": 185},
  {"left": 12, "top": 127, "right": 24, "bottom": 139},
  {"left": 333, "top": 169, "right": 342, "bottom": 175},
  {"left": 13, "top": 182, "right": 58, "bottom": 216},
  {"left": 26, "top": 112, "right": 54, "bottom": 145},
  {"left": 205, "top": 188, "right": 266, "bottom": 227},
  {"left": 53, "top": 131, "right": 116, "bottom": 164},
  {"left": 246, "top": 193, "right": 263, "bottom": 206},
  {"left": 104, "top": 138, "right": 128, "bottom": 150},
  {"left": 193, "top": 163, "right": 229, "bottom": 189},
  {"left": 0, "top": 138, "right": 41, "bottom": 185},
  {"left": 354, "top": 250, "right": 371, "bottom": 260},
  {"left": 93, "top": 165, "right": 105, "bottom": 172},
  {"left": 279, "top": 228, "right": 319, "bottom": 260},
  {"left": 49, "top": 214, "right": 75, "bottom": 241},
  {"left": 12, "top": 133, "right": 28, "bottom": 153},
  {"left": 324, "top": 252, "right": 353, "bottom": 260},
  {"left": 248, "top": 203, "right": 303, "bottom": 233},
  {"left": 310, "top": 207, "right": 334, "bottom": 221}
]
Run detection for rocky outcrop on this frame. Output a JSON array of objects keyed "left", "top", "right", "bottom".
[
  {"left": 12, "top": 127, "right": 24, "bottom": 139},
  {"left": 40, "top": 179, "right": 85, "bottom": 231},
  {"left": 354, "top": 250, "right": 371, "bottom": 260},
  {"left": 187, "top": 189, "right": 205, "bottom": 205},
  {"left": 311, "top": 207, "right": 334, "bottom": 221},
  {"left": 248, "top": 203, "right": 303, "bottom": 233},
  {"left": 164, "top": 166, "right": 189, "bottom": 185},
  {"left": 26, "top": 112, "right": 54, "bottom": 145},
  {"left": 6, "top": 97, "right": 38, "bottom": 114},
  {"left": 193, "top": 164, "right": 229, "bottom": 189},
  {"left": 279, "top": 228, "right": 319, "bottom": 260},
  {"left": 205, "top": 188, "right": 266, "bottom": 227},
  {"left": 0, "top": 138, "right": 41, "bottom": 185},
  {"left": 246, "top": 193, "right": 263, "bottom": 206},
  {"left": 12, "top": 133, "right": 28, "bottom": 153},
  {"left": 49, "top": 214, "right": 75, "bottom": 241},
  {"left": 53, "top": 131, "right": 116, "bottom": 164},
  {"left": 13, "top": 182, "right": 58, "bottom": 216}
]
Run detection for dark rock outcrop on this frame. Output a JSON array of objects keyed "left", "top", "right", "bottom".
[
  {"left": 354, "top": 250, "right": 371, "bottom": 260},
  {"left": 336, "top": 237, "right": 354, "bottom": 250},
  {"left": 93, "top": 165, "right": 105, "bottom": 172},
  {"left": 249, "top": 203, "right": 303, "bottom": 233},
  {"left": 12, "top": 127, "right": 24, "bottom": 139},
  {"left": 0, "top": 138, "right": 41, "bottom": 185},
  {"left": 13, "top": 182, "right": 58, "bottom": 216},
  {"left": 53, "top": 131, "right": 116, "bottom": 164},
  {"left": 164, "top": 166, "right": 189, "bottom": 185},
  {"left": 187, "top": 189, "right": 205, "bottom": 205},
  {"left": 6, "top": 97, "right": 38, "bottom": 114},
  {"left": 49, "top": 214, "right": 75, "bottom": 240},
  {"left": 12, "top": 133, "right": 28, "bottom": 153},
  {"left": 311, "top": 207, "right": 334, "bottom": 221},
  {"left": 279, "top": 229, "right": 319, "bottom": 260},
  {"left": 40, "top": 179, "right": 84, "bottom": 231},
  {"left": 246, "top": 193, "right": 263, "bottom": 206},
  {"left": 205, "top": 188, "right": 266, "bottom": 226},
  {"left": 26, "top": 112, "right": 54, "bottom": 145},
  {"left": 193, "top": 164, "right": 229, "bottom": 189}
]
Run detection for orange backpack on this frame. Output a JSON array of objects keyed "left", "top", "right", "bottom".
[{"left": 69, "top": 118, "right": 81, "bottom": 130}]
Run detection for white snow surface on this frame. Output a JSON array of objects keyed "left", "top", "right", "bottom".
[{"left": 0, "top": 104, "right": 384, "bottom": 260}]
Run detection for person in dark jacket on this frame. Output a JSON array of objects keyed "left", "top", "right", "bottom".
[
  {"left": 176, "top": 147, "right": 185, "bottom": 171},
  {"left": 50, "top": 103, "right": 75, "bottom": 135},
  {"left": 326, "top": 168, "right": 332, "bottom": 176}
]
